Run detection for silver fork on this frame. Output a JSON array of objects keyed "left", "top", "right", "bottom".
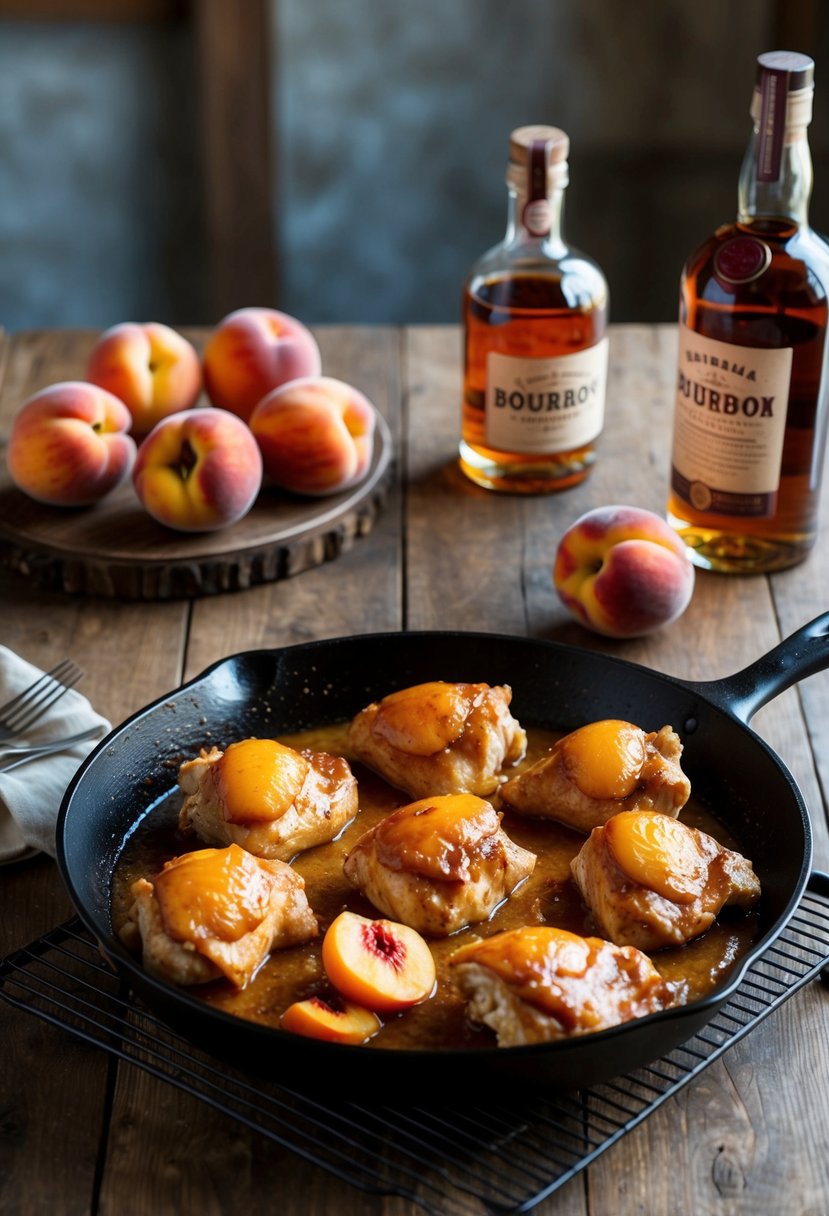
[{"left": 0, "top": 659, "right": 84, "bottom": 743}]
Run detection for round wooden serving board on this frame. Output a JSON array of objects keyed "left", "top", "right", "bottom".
[{"left": 0, "top": 414, "right": 393, "bottom": 600}]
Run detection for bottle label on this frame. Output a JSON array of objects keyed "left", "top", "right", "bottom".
[
  {"left": 485, "top": 339, "right": 608, "bottom": 454},
  {"left": 670, "top": 325, "right": 792, "bottom": 517}
]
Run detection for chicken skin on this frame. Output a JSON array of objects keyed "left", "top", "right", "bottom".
[
  {"left": 570, "top": 810, "right": 761, "bottom": 952},
  {"left": 343, "top": 792, "right": 536, "bottom": 937},
  {"left": 121, "top": 843, "right": 318, "bottom": 989},
  {"left": 499, "top": 719, "right": 691, "bottom": 833},
  {"left": 347, "top": 680, "right": 527, "bottom": 799},
  {"left": 178, "top": 738, "right": 358, "bottom": 861},
  {"left": 450, "top": 925, "right": 680, "bottom": 1046}
]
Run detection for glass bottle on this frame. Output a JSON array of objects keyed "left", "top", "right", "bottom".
[
  {"left": 667, "top": 51, "right": 829, "bottom": 572},
  {"left": 459, "top": 125, "right": 609, "bottom": 494}
]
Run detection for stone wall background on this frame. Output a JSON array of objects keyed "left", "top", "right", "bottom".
[{"left": 1, "top": 0, "right": 828, "bottom": 331}]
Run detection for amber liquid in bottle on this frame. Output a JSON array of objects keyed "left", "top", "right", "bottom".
[
  {"left": 460, "top": 271, "right": 608, "bottom": 493},
  {"left": 459, "top": 125, "right": 609, "bottom": 494},
  {"left": 668, "top": 51, "right": 829, "bottom": 573},
  {"left": 667, "top": 218, "right": 829, "bottom": 571}
]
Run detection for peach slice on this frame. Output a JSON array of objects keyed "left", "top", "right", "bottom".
[
  {"left": 559, "top": 720, "right": 647, "bottom": 800},
  {"left": 322, "top": 910, "right": 436, "bottom": 1013},
  {"left": 152, "top": 843, "right": 274, "bottom": 944},
  {"left": 370, "top": 681, "right": 471, "bottom": 756},
  {"left": 214, "top": 739, "right": 310, "bottom": 825},
  {"left": 373, "top": 793, "right": 500, "bottom": 882},
  {"left": 280, "top": 994, "right": 382, "bottom": 1044},
  {"left": 605, "top": 810, "right": 709, "bottom": 903}
]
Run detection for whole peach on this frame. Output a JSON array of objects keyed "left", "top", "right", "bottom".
[
  {"left": 202, "top": 307, "right": 322, "bottom": 422},
  {"left": 133, "top": 407, "right": 262, "bottom": 532},
  {"left": 553, "top": 505, "right": 695, "bottom": 638},
  {"left": 86, "top": 321, "right": 202, "bottom": 436},
  {"left": 6, "top": 381, "right": 136, "bottom": 506},
  {"left": 250, "top": 375, "right": 376, "bottom": 496}
]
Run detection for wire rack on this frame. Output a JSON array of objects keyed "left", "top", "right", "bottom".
[{"left": 3, "top": 873, "right": 829, "bottom": 1216}]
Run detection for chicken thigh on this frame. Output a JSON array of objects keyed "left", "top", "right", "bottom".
[
  {"left": 450, "top": 925, "right": 680, "bottom": 1046},
  {"left": 499, "top": 719, "right": 691, "bottom": 832},
  {"left": 570, "top": 810, "right": 761, "bottom": 952},
  {"left": 178, "top": 737, "right": 358, "bottom": 861},
  {"left": 121, "top": 843, "right": 318, "bottom": 989},
  {"left": 347, "top": 681, "right": 527, "bottom": 799},
  {"left": 343, "top": 792, "right": 536, "bottom": 937}
]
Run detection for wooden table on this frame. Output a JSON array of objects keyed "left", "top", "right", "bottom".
[{"left": 2, "top": 324, "right": 828, "bottom": 1215}]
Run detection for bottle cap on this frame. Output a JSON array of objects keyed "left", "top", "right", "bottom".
[
  {"left": 756, "top": 50, "right": 814, "bottom": 91},
  {"left": 751, "top": 51, "right": 815, "bottom": 181},
  {"left": 506, "top": 126, "right": 569, "bottom": 231}
]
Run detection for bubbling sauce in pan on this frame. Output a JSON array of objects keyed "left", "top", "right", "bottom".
[{"left": 111, "top": 725, "right": 761, "bottom": 1050}]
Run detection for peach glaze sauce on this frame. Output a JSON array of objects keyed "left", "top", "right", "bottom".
[{"left": 111, "top": 724, "right": 762, "bottom": 1051}]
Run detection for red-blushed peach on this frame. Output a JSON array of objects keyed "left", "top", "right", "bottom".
[
  {"left": 553, "top": 505, "right": 695, "bottom": 638},
  {"left": 202, "top": 307, "right": 322, "bottom": 422},
  {"left": 321, "top": 911, "right": 436, "bottom": 1014},
  {"left": 86, "top": 321, "right": 202, "bottom": 437},
  {"left": 6, "top": 381, "right": 137, "bottom": 507},
  {"left": 133, "top": 407, "right": 262, "bottom": 532},
  {"left": 280, "top": 995, "right": 382, "bottom": 1045},
  {"left": 249, "top": 376, "right": 376, "bottom": 496}
]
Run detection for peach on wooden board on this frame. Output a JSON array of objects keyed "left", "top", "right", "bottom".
[
  {"left": 202, "top": 307, "right": 322, "bottom": 422},
  {"left": 6, "top": 380, "right": 137, "bottom": 506},
  {"left": 321, "top": 910, "right": 436, "bottom": 1014},
  {"left": 249, "top": 376, "right": 377, "bottom": 496},
  {"left": 132, "top": 407, "right": 262, "bottom": 532},
  {"left": 553, "top": 505, "right": 695, "bottom": 638},
  {"left": 86, "top": 321, "right": 202, "bottom": 436},
  {"left": 280, "top": 995, "right": 382, "bottom": 1044}
]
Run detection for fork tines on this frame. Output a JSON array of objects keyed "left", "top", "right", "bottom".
[{"left": 0, "top": 658, "right": 84, "bottom": 737}]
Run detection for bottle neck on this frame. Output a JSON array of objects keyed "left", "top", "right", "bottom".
[
  {"left": 737, "top": 112, "right": 813, "bottom": 228},
  {"left": 505, "top": 183, "right": 567, "bottom": 256}
]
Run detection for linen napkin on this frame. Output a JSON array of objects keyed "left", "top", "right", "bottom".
[{"left": 0, "top": 646, "right": 111, "bottom": 863}]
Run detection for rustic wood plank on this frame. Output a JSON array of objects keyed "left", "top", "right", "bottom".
[{"left": 193, "top": 0, "right": 278, "bottom": 316}]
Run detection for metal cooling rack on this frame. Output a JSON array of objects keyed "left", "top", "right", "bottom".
[{"left": 3, "top": 873, "right": 829, "bottom": 1216}]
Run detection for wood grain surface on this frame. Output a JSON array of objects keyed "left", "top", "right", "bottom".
[{"left": 1, "top": 323, "right": 828, "bottom": 1216}]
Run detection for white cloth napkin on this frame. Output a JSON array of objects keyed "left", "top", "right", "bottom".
[{"left": 0, "top": 647, "right": 111, "bottom": 862}]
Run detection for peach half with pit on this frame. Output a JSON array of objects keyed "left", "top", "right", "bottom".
[
  {"left": 321, "top": 910, "right": 436, "bottom": 1014},
  {"left": 202, "top": 307, "right": 322, "bottom": 423},
  {"left": 6, "top": 380, "right": 137, "bottom": 506},
  {"left": 132, "top": 407, "right": 262, "bottom": 532},
  {"left": 553, "top": 504, "right": 695, "bottom": 638},
  {"left": 249, "top": 376, "right": 377, "bottom": 497},
  {"left": 86, "top": 321, "right": 202, "bottom": 437}
]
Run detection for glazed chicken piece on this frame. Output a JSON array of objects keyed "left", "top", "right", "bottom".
[
  {"left": 347, "top": 680, "right": 527, "bottom": 799},
  {"left": 570, "top": 810, "right": 761, "bottom": 952},
  {"left": 121, "top": 843, "right": 318, "bottom": 989},
  {"left": 178, "top": 737, "right": 358, "bottom": 861},
  {"left": 449, "top": 925, "right": 681, "bottom": 1046},
  {"left": 343, "top": 792, "right": 536, "bottom": 937},
  {"left": 499, "top": 719, "right": 691, "bottom": 832}
]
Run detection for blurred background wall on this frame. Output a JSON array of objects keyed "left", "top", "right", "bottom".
[{"left": 0, "top": 0, "right": 826, "bottom": 332}]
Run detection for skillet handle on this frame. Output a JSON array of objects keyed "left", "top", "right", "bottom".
[{"left": 692, "top": 611, "right": 829, "bottom": 724}]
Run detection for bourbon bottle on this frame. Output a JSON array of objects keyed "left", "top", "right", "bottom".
[
  {"left": 667, "top": 51, "right": 829, "bottom": 572},
  {"left": 460, "top": 126, "right": 609, "bottom": 493}
]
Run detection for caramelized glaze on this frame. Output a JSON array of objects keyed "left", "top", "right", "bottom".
[
  {"left": 112, "top": 723, "right": 761, "bottom": 1051},
  {"left": 369, "top": 681, "right": 473, "bottom": 755},
  {"left": 152, "top": 843, "right": 275, "bottom": 944},
  {"left": 374, "top": 794, "right": 501, "bottom": 881}
]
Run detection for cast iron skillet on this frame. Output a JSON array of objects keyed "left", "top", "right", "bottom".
[{"left": 56, "top": 613, "right": 829, "bottom": 1092}]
